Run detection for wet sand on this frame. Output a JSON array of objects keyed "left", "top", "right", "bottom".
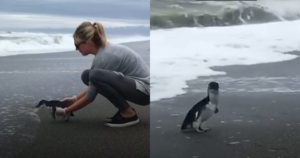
[
  {"left": 151, "top": 51, "right": 300, "bottom": 158},
  {"left": 0, "top": 41, "right": 150, "bottom": 158}
]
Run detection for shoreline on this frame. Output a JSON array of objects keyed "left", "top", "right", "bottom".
[
  {"left": 151, "top": 50, "right": 300, "bottom": 104},
  {"left": 0, "top": 40, "right": 150, "bottom": 58}
]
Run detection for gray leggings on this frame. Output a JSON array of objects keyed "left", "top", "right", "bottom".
[{"left": 82, "top": 69, "right": 149, "bottom": 111}]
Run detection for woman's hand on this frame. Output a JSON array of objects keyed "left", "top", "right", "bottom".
[
  {"left": 49, "top": 107, "right": 69, "bottom": 120},
  {"left": 64, "top": 96, "right": 93, "bottom": 114},
  {"left": 61, "top": 95, "right": 77, "bottom": 106},
  {"left": 52, "top": 95, "right": 92, "bottom": 120},
  {"left": 62, "top": 89, "right": 88, "bottom": 106},
  {"left": 55, "top": 107, "right": 67, "bottom": 116}
]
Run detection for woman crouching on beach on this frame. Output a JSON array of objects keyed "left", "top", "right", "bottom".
[{"left": 54, "top": 21, "right": 150, "bottom": 127}]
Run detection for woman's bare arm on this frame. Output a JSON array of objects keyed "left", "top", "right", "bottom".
[
  {"left": 75, "top": 88, "right": 89, "bottom": 100},
  {"left": 65, "top": 95, "right": 93, "bottom": 114}
]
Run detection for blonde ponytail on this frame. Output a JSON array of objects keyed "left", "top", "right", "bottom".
[{"left": 93, "top": 22, "right": 107, "bottom": 48}]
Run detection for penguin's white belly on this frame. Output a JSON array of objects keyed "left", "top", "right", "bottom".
[{"left": 200, "top": 103, "right": 216, "bottom": 122}]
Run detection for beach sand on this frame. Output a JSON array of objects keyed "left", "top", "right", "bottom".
[
  {"left": 150, "top": 51, "right": 300, "bottom": 158},
  {"left": 0, "top": 41, "right": 150, "bottom": 158}
]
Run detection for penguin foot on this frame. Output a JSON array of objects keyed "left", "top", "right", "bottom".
[
  {"left": 195, "top": 127, "right": 206, "bottom": 133},
  {"left": 62, "top": 115, "right": 70, "bottom": 122},
  {"left": 201, "top": 127, "right": 210, "bottom": 131},
  {"left": 195, "top": 126, "right": 210, "bottom": 132}
]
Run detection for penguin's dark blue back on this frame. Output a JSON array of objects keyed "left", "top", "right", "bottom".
[
  {"left": 181, "top": 81, "right": 219, "bottom": 130},
  {"left": 35, "top": 99, "right": 75, "bottom": 119},
  {"left": 181, "top": 96, "right": 209, "bottom": 130}
]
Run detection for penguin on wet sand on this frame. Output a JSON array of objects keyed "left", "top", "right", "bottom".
[
  {"left": 181, "top": 81, "right": 220, "bottom": 132},
  {"left": 36, "top": 100, "right": 75, "bottom": 121}
]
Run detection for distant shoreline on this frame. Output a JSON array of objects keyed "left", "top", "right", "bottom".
[{"left": 0, "top": 40, "right": 149, "bottom": 58}]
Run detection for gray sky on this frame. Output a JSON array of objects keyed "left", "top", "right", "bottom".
[{"left": 0, "top": 0, "right": 149, "bottom": 33}]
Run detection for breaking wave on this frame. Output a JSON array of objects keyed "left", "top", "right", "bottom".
[
  {"left": 150, "top": 1, "right": 300, "bottom": 29},
  {"left": 0, "top": 31, "right": 149, "bottom": 56}
]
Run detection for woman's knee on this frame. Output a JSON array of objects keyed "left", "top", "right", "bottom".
[
  {"left": 134, "top": 94, "right": 150, "bottom": 106},
  {"left": 140, "top": 97, "right": 150, "bottom": 105},
  {"left": 81, "top": 69, "right": 90, "bottom": 86},
  {"left": 89, "top": 69, "right": 107, "bottom": 83}
]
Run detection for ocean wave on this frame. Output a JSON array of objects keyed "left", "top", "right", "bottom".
[
  {"left": 150, "top": 20, "right": 300, "bottom": 101},
  {"left": 150, "top": 1, "right": 300, "bottom": 29},
  {"left": 0, "top": 32, "right": 149, "bottom": 56}
]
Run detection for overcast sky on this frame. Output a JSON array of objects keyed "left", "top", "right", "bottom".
[{"left": 0, "top": 0, "right": 149, "bottom": 33}]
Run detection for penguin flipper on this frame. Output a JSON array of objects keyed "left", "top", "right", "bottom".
[
  {"left": 181, "top": 97, "right": 209, "bottom": 130},
  {"left": 181, "top": 111, "right": 193, "bottom": 130},
  {"left": 181, "top": 118, "right": 189, "bottom": 130},
  {"left": 51, "top": 106, "right": 56, "bottom": 120}
]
